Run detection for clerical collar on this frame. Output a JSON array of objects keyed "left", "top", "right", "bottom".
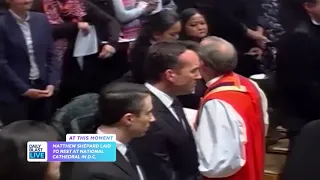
[
  {"left": 311, "top": 19, "right": 320, "bottom": 26},
  {"left": 206, "top": 76, "right": 223, "bottom": 87}
]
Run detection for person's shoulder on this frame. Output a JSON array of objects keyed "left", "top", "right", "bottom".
[
  {"left": 30, "top": 11, "right": 50, "bottom": 22},
  {"left": 288, "top": 20, "right": 314, "bottom": 38},
  {"left": 72, "top": 161, "right": 116, "bottom": 176},
  {"left": 30, "top": 11, "right": 45, "bottom": 17}
]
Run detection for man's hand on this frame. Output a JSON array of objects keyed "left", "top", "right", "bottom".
[
  {"left": 22, "top": 89, "right": 48, "bottom": 99},
  {"left": 256, "top": 27, "right": 268, "bottom": 49},
  {"left": 144, "top": 1, "right": 158, "bottom": 14},
  {"left": 257, "top": 26, "right": 264, "bottom": 34},
  {"left": 99, "top": 44, "right": 116, "bottom": 59},
  {"left": 247, "top": 28, "right": 269, "bottom": 49},
  {"left": 77, "top": 22, "right": 90, "bottom": 34},
  {"left": 41, "top": 85, "right": 55, "bottom": 98},
  {"left": 245, "top": 47, "right": 264, "bottom": 60}
]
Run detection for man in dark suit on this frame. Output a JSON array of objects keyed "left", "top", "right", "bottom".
[
  {"left": 71, "top": 82, "right": 155, "bottom": 180},
  {"left": 130, "top": 41, "right": 201, "bottom": 180},
  {"left": 281, "top": 120, "right": 320, "bottom": 180},
  {"left": 276, "top": 0, "right": 320, "bottom": 149},
  {"left": 0, "top": 0, "right": 58, "bottom": 125}
]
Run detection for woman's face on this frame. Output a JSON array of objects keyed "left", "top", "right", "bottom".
[
  {"left": 185, "top": 13, "right": 208, "bottom": 39},
  {"left": 154, "top": 21, "right": 182, "bottom": 42}
]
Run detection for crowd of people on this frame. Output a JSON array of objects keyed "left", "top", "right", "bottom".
[{"left": 1, "top": 0, "right": 320, "bottom": 179}]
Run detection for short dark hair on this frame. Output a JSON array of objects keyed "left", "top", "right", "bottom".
[
  {"left": 144, "top": 40, "right": 200, "bottom": 82},
  {"left": 0, "top": 120, "right": 59, "bottom": 180},
  {"left": 98, "top": 82, "right": 150, "bottom": 126}
]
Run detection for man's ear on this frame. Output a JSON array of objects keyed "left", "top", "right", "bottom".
[
  {"left": 120, "top": 113, "right": 134, "bottom": 126},
  {"left": 304, "top": 2, "right": 316, "bottom": 12},
  {"left": 164, "top": 69, "right": 176, "bottom": 82}
]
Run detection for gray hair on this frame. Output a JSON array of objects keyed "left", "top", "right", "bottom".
[{"left": 199, "top": 36, "right": 237, "bottom": 74}]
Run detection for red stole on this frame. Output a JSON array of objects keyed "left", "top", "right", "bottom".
[{"left": 197, "top": 73, "right": 265, "bottom": 180}]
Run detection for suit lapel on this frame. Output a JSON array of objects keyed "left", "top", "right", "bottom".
[
  {"left": 114, "top": 150, "right": 140, "bottom": 179},
  {"left": 173, "top": 99, "right": 194, "bottom": 136},
  {"left": 6, "top": 12, "right": 28, "bottom": 56},
  {"left": 150, "top": 93, "right": 187, "bottom": 133},
  {"left": 151, "top": 93, "right": 194, "bottom": 137},
  {"left": 28, "top": 13, "right": 40, "bottom": 65},
  {"left": 29, "top": 13, "right": 43, "bottom": 64}
]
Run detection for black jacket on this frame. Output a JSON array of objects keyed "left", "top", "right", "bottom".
[{"left": 276, "top": 20, "right": 320, "bottom": 131}]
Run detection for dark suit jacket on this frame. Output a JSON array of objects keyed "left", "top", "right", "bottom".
[
  {"left": 71, "top": 150, "right": 144, "bottom": 180},
  {"left": 276, "top": 20, "right": 320, "bottom": 131},
  {"left": 281, "top": 120, "right": 320, "bottom": 180},
  {"left": 0, "top": 11, "right": 58, "bottom": 103},
  {"left": 130, "top": 93, "right": 199, "bottom": 180}
]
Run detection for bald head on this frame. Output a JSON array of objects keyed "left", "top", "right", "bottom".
[{"left": 199, "top": 36, "right": 237, "bottom": 74}]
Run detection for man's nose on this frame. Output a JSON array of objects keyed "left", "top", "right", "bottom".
[
  {"left": 195, "top": 71, "right": 202, "bottom": 79},
  {"left": 150, "top": 114, "right": 156, "bottom": 122}
]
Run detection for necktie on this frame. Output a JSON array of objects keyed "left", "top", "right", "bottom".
[
  {"left": 171, "top": 99, "right": 188, "bottom": 131},
  {"left": 125, "top": 146, "right": 139, "bottom": 174}
]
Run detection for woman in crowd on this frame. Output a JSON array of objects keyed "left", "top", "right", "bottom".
[
  {"left": 123, "top": 9, "right": 181, "bottom": 84},
  {"left": 110, "top": 0, "right": 158, "bottom": 39},
  {"left": 178, "top": 8, "right": 209, "bottom": 109},
  {"left": 179, "top": 8, "right": 209, "bottom": 42},
  {"left": 0, "top": 120, "right": 60, "bottom": 180},
  {"left": 31, "top": 0, "right": 121, "bottom": 107}
]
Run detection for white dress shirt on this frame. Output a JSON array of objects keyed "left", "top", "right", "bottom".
[
  {"left": 145, "top": 82, "right": 180, "bottom": 121},
  {"left": 9, "top": 10, "right": 39, "bottom": 80},
  {"left": 97, "top": 129, "right": 144, "bottom": 180},
  {"left": 196, "top": 76, "right": 268, "bottom": 178}
]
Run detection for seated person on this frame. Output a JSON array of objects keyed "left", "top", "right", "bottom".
[{"left": 0, "top": 120, "right": 60, "bottom": 180}]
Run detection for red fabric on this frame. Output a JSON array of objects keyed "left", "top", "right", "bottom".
[
  {"left": 42, "top": 0, "right": 86, "bottom": 64},
  {"left": 201, "top": 73, "right": 264, "bottom": 180}
]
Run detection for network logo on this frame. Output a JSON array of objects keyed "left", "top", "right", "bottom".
[{"left": 27, "top": 141, "right": 48, "bottom": 162}]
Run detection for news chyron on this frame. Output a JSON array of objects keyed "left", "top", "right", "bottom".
[{"left": 27, "top": 134, "right": 116, "bottom": 162}]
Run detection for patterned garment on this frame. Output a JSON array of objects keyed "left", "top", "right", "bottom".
[
  {"left": 258, "top": 0, "right": 285, "bottom": 72},
  {"left": 121, "top": 0, "right": 141, "bottom": 39},
  {"left": 43, "top": 0, "right": 86, "bottom": 65},
  {"left": 260, "top": 0, "right": 285, "bottom": 42}
]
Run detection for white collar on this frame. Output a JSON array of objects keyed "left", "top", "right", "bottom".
[
  {"left": 206, "top": 76, "right": 223, "bottom": 87},
  {"left": 310, "top": 17, "right": 320, "bottom": 26},
  {"left": 9, "top": 9, "right": 30, "bottom": 22},
  {"left": 96, "top": 128, "right": 127, "bottom": 156},
  {"left": 144, "top": 82, "right": 174, "bottom": 108}
]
